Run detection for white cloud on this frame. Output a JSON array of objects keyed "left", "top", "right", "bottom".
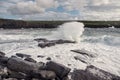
[
  {"left": 89, "top": 0, "right": 110, "bottom": 6},
  {"left": 1, "top": 0, "right": 120, "bottom": 20},
  {"left": 7, "top": 0, "right": 58, "bottom": 15},
  {"left": 60, "top": 0, "right": 87, "bottom": 11},
  {"left": 22, "top": 11, "right": 77, "bottom": 20},
  {"left": 36, "top": 0, "right": 58, "bottom": 9}
]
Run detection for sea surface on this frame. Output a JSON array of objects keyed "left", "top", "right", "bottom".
[{"left": 0, "top": 27, "right": 120, "bottom": 76}]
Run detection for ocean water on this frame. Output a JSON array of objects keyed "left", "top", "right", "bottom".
[{"left": 0, "top": 26, "right": 120, "bottom": 76}]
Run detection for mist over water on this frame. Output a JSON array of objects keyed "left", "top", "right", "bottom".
[{"left": 59, "top": 22, "right": 84, "bottom": 43}]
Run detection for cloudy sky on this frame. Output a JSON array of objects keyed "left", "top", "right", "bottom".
[{"left": 0, "top": 0, "right": 120, "bottom": 20}]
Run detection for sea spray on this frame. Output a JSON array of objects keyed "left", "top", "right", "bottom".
[{"left": 59, "top": 22, "right": 84, "bottom": 43}]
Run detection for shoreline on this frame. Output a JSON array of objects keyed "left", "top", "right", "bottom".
[
  {"left": 0, "top": 38, "right": 120, "bottom": 80},
  {"left": 0, "top": 18, "right": 120, "bottom": 29}
]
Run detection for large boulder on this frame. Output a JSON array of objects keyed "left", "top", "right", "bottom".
[
  {"left": 72, "top": 65, "right": 120, "bottom": 80},
  {"left": 8, "top": 70, "right": 27, "bottom": 79},
  {"left": 31, "top": 70, "right": 56, "bottom": 80},
  {"left": 7, "top": 57, "right": 45, "bottom": 74},
  {"left": 45, "top": 61, "right": 71, "bottom": 79},
  {"left": 0, "top": 57, "right": 9, "bottom": 66},
  {"left": 0, "top": 51, "right": 5, "bottom": 57}
]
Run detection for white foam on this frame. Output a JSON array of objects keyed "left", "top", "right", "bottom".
[
  {"left": 59, "top": 22, "right": 84, "bottom": 43},
  {"left": 5, "top": 42, "right": 120, "bottom": 76},
  {"left": 0, "top": 35, "right": 33, "bottom": 41}
]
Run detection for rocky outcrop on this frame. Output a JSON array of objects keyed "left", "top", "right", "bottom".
[
  {"left": 72, "top": 65, "right": 120, "bottom": 80},
  {"left": 0, "top": 51, "right": 120, "bottom": 80},
  {"left": 0, "top": 51, "right": 5, "bottom": 57},
  {"left": 71, "top": 49, "right": 98, "bottom": 64},
  {"left": 16, "top": 53, "right": 31, "bottom": 58},
  {"left": 71, "top": 49, "right": 97, "bottom": 58},
  {"left": 35, "top": 38, "right": 75, "bottom": 48},
  {"left": 0, "top": 51, "right": 71, "bottom": 80},
  {"left": 45, "top": 61, "right": 71, "bottom": 80}
]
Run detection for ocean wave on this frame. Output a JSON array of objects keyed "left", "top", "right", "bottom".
[
  {"left": 83, "top": 35, "right": 120, "bottom": 46},
  {"left": 0, "top": 34, "right": 33, "bottom": 41}
]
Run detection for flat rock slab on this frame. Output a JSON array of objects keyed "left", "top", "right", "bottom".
[
  {"left": 45, "top": 61, "right": 71, "bottom": 79},
  {"left": 72, "top": 65, "right": 120, "bottom": 80},
  {"left": 74, "top": 56, "right": 88, "bottom": 64},
  {"left": 71, "top": 49, "right": 97, "bottom": 58},
  {"left": 16, "top": 53, "right": 31, "bottom": 58},
  {"left": 34, "top": 38, "right": 75, "bottom": 48},
  {"left": 7, "top": 57, "right": 45, "bottom": 74}
]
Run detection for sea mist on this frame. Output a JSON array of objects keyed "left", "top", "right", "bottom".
[{"left": 59, "top": 22, "right": 84, "bottom": 43}]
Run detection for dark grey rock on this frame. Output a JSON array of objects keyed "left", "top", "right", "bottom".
[
  {"left": 0, "top": 51, "right": 5, "bottom": 57},
  {"left": 67, "top": 64, "right": 71, "bottom": 66},
  {"left": 46, "top": 57, "right": 51, "bottom": 60},
  {"left": 71, "top": 49, "right": 97, "bottom": 58},
  {"left": 45, "top": 61, "right": 71, "bottom": 79},
  {"left": 10, "top": 56, "right": 17, "bottom": 58},
  {"left": 35, "top": 38, "right": 75, "bottom": 48},
  {"left": 31, "top": 70, "right": 56, "bottom": 80},
  {"left": 16, "top": 53, "right": 31, "bottom": 58},
  {"left": 0, "top": 57, "right": 9, "bottom": 66},
  {"left": 8, "top": 70, "right": 27, "bottom": 79},
  {"left": 74, "top": 56, "right": 87, "bottom": 64},
  {"left": 37, "top": 55, "right": 45, "bottom": 58},
  {"left": 24, "top": 57, "right": 37, "bottom": 63},
  {"left": 34, "top": 38, "right": 48, "bottom": 42},
  {"left": 53, "top": 39, "right": 75, "bottom": 44},
  {"left": 71, "top": 65, "right": 120, "bottom": 80},
  {"left": 38, "top": 42, "right": 55, "bottom": 48},
  {"left": 7, "top": 57, "right": 45, "bottom": 74}
]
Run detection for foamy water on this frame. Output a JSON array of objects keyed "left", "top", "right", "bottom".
[{"left": 0, "top": 23, "right": 120, "bottom": 76}]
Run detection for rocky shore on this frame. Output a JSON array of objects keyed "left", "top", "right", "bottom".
[
  {"left": 0, "top": 18, "right": 120, "bottom": 29},
  {"left": 0, "top": 39, "right": 120, "bottom": 80}
]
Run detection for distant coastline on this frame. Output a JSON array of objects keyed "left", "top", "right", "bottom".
[{"left": 0, "top": 18, "right": 120, "bottom": 29}]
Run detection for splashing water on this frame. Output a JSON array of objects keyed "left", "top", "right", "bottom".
[
  {"left": 59, "top": 22, "right": 84, "bottom": 43},
  {"left": 0, "top": 24, "right": 120, "bottom": 77}
]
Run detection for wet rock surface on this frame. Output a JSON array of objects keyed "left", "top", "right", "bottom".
[
  {"left": 34, "top": 38, "right": 75, "bottom": 48},
  {"left": 45, "top": 61, "right": 71, "bottom": 80},
  {"left": 71, "top": 49, "right": 98, "bottom": 64},
  {"left": 0, "top": 51, "right": 71, "bottom": 80},
  {"left": 74, "top": 56, "right": 88, "bottom": 64},
  {"left": 16, "top": 53, "right": 31, "bottom": 58},
  {"left": 71, "top": 49, "right": 97, "bottom": 58},
  {"left": 0, "top": 49, "right": 120, "bottom": 80},
  {"left": 0, "top": 51, "right": 5, "bottom": 57},
  {"left": 72, "top": 65, "right": 120, "bottom": 80},
  {"left": 24, "top": 57, "right": 37, "bottom": 63}
]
